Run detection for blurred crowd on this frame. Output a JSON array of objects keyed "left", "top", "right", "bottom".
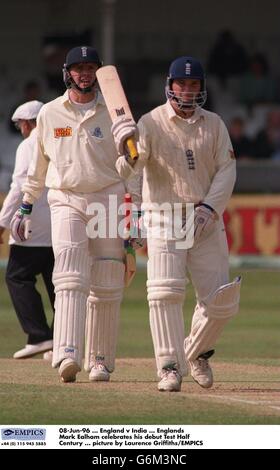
[
  {"left": 1, "top": 29, "right": 280, "bottom": 192},
  {"left": 207, "top": 30, "right": 280, "bottom": 161}
]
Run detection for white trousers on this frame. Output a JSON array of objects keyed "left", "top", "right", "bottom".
[
  {"left": 48, "top": 183, "right": 125, "bottom": 369},
  {"left": 147, "top": 220, "right": 230, "bottom": 377}
]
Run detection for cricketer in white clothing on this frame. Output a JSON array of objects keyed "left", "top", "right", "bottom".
[
  {"left": 114, "top": 56, "right": 241, "bottom": 392},
  {"left": 0, "top": 100, "right": 54, "bottom": 359},
  {"left": 11, "top": 46, "right": 141, "bottom": 383}
]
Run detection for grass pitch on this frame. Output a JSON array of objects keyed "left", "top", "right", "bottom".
[{"left": 0, "top": 267, "right": 280, "bottom": 424}]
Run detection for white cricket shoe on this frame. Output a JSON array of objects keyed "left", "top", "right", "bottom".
[
  {"left": 89, "top": 363, "right": 110, "bottom": 382},
  {"left": 158, "top": 369, "right": 182, "bottom": 392},
  {"left": 59, "top": 358, "right": 80, "bottom": 383},
  {"left": 13, "top": 340, "right": 53, "bottom": 359},
  {"left": 189, "top": 354, "right": 213, "bottom": 389}
]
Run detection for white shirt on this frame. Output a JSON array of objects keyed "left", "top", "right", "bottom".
[
  {"left": 22, "top": 90, "right": 123, "bottom": 202},
  {"left": 0, "top": 128, "right": 52, "bottom": 246},
  {"left": 116, "top": 101, "right": 236, "bottom": 217}
]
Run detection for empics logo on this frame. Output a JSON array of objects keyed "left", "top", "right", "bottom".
[
  {"left": 2, "top": 429, "right": 14, "bottom": 436},
  {"left": 1, "top": 428, "right": 46, "bottom": 441},
  {"left": 54, "top": 127, "right": 72, "bottom": 138}
]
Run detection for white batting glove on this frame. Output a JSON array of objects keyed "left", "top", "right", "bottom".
[
  {"left": 111, "top": 117, "right": 139, "bottom": 155},
  {"left": 193, "top": 204, "right": 216, "bottom": 242},
  {"left": 10, "top": 203, "right": 33, "bottom": 242}
]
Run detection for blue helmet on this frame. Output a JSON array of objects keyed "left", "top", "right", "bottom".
[
  {"left": 63, "top": 46, "right": 102, "bottom": 94},
  {"left": 166, "top": 56, "right": 207, "bottom": 109}
]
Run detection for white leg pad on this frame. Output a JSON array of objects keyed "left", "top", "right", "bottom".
[
  {"left": 52, "top": 248, "right": 91, "bottom": 368},
  {"left": 147, "top": 252, "right": 186, "bottom": 303},
  {"left": 84, "top": 260, "right": 124, "bottom": 373},
  {"left": 150, "top": 300, "right": 187, "bottom": 377},
  {"left": 185, "top": 276, "right": 241, "bottom": 361},
  {"left": 147, "top": 252, "right": 187, "bottom": 377}
]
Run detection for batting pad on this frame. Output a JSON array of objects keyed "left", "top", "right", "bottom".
[
  {"left": 185, "top": 276, "right": 241, "bottom": 361},
  {"left": 52, "top": 248, "right": 91, "bottom": 368},
  {"left": 147, "top": 252, "right": 186, "bottom": 302},
  {"left": 150, "top": 300, "right": 187, "bottom": 377},
  {"left": 84, "top": 260, "right": 125, "bottom": 373}
]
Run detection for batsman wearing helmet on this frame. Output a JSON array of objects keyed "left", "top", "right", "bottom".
[
  {"left": 11, "top": 46, "right": 141, "bottom": 383},
  {"left": 114, "top": 56, "right": 241, "bottom": 392}
]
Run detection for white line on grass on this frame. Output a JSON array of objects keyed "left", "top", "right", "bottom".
[{"left": 203, "top": 394, "right": 280, "bottom": 412}]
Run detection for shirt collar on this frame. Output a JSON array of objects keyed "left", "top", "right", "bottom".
[
  {"left": 61, "top": 89, "right": 105, "bottom": 108},
  {"left": 166, "top": 99, "right": 203, "bottom": 124}
]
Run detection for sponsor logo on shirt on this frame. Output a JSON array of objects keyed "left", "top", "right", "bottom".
[
  {"left": 186, "top": 149, "right": 195, "bottom": 169},
  {"left": 54, "top": 127, "right": 72, "bottom": 138},
  {"left": 91, "top": 127, "right": 104, "bottom": 139}
]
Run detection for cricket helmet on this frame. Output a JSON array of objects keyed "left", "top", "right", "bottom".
[
  {"left": 63, "top": 45, "right": 102, "bottom": 94},
  {"left": 166, "top": 56, "right": 207, "bottom": 109}
]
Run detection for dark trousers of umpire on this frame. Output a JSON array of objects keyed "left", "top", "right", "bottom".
[{"left": 5, "top": 245, "right": 55, "bottom": 345}]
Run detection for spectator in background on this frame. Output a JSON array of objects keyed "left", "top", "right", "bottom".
[
  {"left": 207, "top": 29, "right": 248, "bottom": 88},
  {"left": 252, "top": 109, "right": 280, "bottom": 159},
  {"left": 228, "top": 117, "right": 254, "bottom": 160},
  {"left": 8, "top": 80, "right": 43, "bottom": 134},
  {"left": 0, "top": 101, "right": 55, "bottom": 359},
  {"left": 239, "top": 53, "right": 279, "bottom": 111}
]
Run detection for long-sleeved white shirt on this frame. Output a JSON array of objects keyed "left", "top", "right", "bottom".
[
  {"left": 116, "top": 101, "right": 236, "bottom": 217},
  {"left": 0, "top": 128, "right": 52, "bottom": 246},
  {"left": 22, "top": 90, "right": 124, "bottom": 202}
]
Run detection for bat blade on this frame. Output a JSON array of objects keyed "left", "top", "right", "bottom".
[{"left": 96, "top": 65, "right": 138, "bottom": 160}]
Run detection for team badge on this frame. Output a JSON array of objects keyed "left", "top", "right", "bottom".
[
  {"left": 185, "top": 61, "right": 191, "bottom": 75},
  {"left": 91, "top": 127, "right": 103, "bottom": 138},
  {"left": 81, "top": 46, "right": 88, "bottom": 57},
  {"left": 54, "top": 127, "right": 72, "bottom": 138},
  {"left": 186, "top": 149, "right": 195, "bottom": 169}
]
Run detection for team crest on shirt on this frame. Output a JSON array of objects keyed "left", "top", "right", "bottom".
[
  {"left": 54, "top": 127, "right": 72, "bottom": 138},
  {"left": 91, "top": 127, "right": 104, "bottom": 139},
  {"left": 186, "top": 149, "right": 195, "bottom": 169}
]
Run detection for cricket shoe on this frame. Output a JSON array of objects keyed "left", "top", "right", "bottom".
[
  {"left": 59, "top": 358, "right": 81, "bottom": 383},
  {"left": 158, "top": 368, "right": 182, "bottom": 392},
  {"left": 13, "top": 340, "right": 53, "bottom": 359},
  {"left": 89, "top": 363, "right": 110, "bottom": 382},
  {"left": 189, "top": 350, "right": 214, "bottom": 389}
]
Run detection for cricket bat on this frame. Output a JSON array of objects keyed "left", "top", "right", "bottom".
[
  {"left": 96, "top": 65, "right": 138, "bottom": 160},
  {"left": 123, "top": 193, "right": 136, "bottom": 287}
]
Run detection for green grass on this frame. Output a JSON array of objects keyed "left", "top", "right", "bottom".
[{"left": 0, "top": 267, "right": 280, "bottom": 425}]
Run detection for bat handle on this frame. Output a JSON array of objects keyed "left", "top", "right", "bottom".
[{"left": 125, "top": 137, "right": 138, "bottom": 160}]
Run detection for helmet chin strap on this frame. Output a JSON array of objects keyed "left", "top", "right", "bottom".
[
  {"left": 70, "top": 76, "right": 96, "bottom": 94},
  {"left": 172, "top": 95, "right": 196, "bottom": 110},
  {"left": 63, "top": 67, "right": 96, "bottom": 94}
]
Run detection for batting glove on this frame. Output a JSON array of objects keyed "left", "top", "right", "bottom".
[
  {"left": 10, "top": 202, "right": 33, "bottom": 242},
  {"left": 111, "top": 117, "right": 139, "bottom": 155},
  {"left": 193, "top": 203, "right": 216, "bottom": 242}
]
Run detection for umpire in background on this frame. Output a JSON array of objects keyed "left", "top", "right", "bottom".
[{"left": 0, "top": 101, "right": 55, "bottom": 359}]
